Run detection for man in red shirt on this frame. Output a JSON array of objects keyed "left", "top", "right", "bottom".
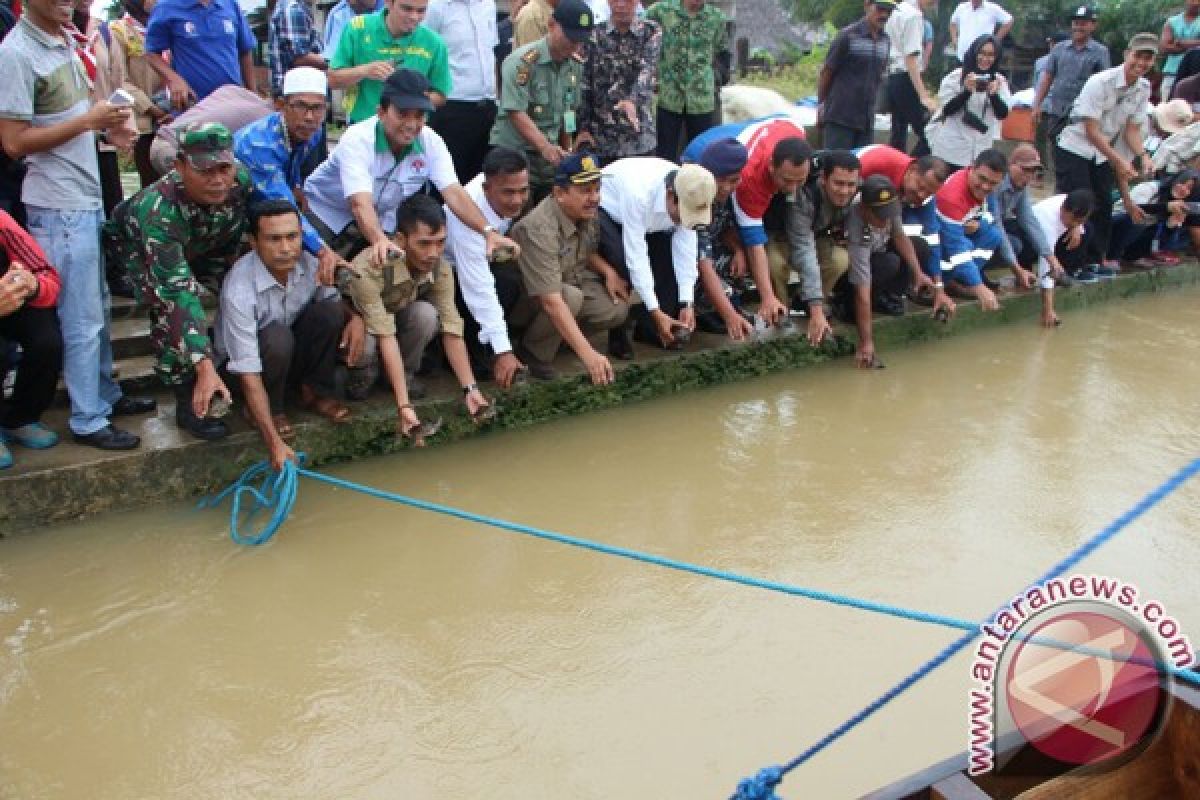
[{"left": 0, "top": 208, "right": 62, "bottom": 468}]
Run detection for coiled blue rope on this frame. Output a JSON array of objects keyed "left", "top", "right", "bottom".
[{"left": 202, "top": 454, "right": 1200, "bottom": 797}]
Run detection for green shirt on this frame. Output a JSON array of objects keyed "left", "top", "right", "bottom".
[
  {"left": 645, "top": 0, "right": 728, "bottom": 115},
  {"left": 490, "top": 38, "right": 583, "bottom": 182},
  {"left": 330, "top": 11, "right": 452, "bottom": 124}
]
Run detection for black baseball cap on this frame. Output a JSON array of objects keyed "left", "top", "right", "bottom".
[
  {"left": 381, "top": 69, "right": 434, "bottom": 112},
  {"left": 862, "top": 175, "right": 900, "bottom": 219},
  {"left": 552, "top": 0, "right": 596, "bottom": 42},
  {"left": 1069, "top": 5, "right": 1096, "bottom": 21}
]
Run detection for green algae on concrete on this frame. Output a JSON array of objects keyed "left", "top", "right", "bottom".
[{"left": 2, "top": 263, "right": 1198, "bottom": 535}]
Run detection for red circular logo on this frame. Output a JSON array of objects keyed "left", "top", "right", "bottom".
[{"left": 1005, "top": 611, "right": 1165, "bottom": 767}]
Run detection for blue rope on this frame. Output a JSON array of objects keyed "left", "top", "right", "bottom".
[
  {"left": 734, "top": 455, "right": 1200, "bottom": 799},
  {"left": 202, "top": 454, "right": 1200, "bottom": 797}
]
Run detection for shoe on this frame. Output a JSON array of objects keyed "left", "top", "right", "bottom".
[
  {"left": 342, "top": 364, "right": 377, "bottom": 402},
  {"left": 0, "top": 441, "right": 11, "bottom": 469},
  {"left": 175, "top": 403, "right": 229, "bottom": 441},
  {"left": 515, "top": 346, "right": 557, "bottom": 381},
  {"left": 607, "top": 325, "right": 635, "bottom": 361},
  {"left": 1, "top": 422, "right": 58, "bottom": 449},
  {"left": 1054, "top": 271, "right": 1075, "bottom": 288},
  {"left": 1068, "top": 267, "right": 1099, "bottom": 284},
  {"left": 1090, "top": 263, "right": 1118, "bottom": 280},
  {"left": 73, "top": 424, "right": 140, "bottom": 450},
  {"left": 1151, "top": 251, "right": 1182, "bottom": 265},
  {"left": 872, "top": 292, "right": 906, "bottom": 317},
  {"left": 111, "top": 395, "right": 157, "bottom": 416},
  {"left": 980, "top": 272, "right": 1000, "bottom": 291}
]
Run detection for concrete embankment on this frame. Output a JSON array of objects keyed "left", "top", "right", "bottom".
[{"left": 2, "top": 262, "right": 1197, "bottom": 535}]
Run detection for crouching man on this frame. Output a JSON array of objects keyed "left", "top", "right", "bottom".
[
  {"left": 214, "top": 201, "right": 352, "bottom": 470},
  {"left": 340, "top": 194, "right": 491, "bottom": 441},
  {"left": 509, "top": 152, "right": 631, "bottom": 384}
]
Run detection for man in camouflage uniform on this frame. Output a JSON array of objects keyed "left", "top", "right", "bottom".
[
  {"left": 106, "top": 123, "right": 252, "bottom": 441},
  {"left": 646, "top": 0, "right": 730, "bottom": 161},
  {"left": 580, "top": 0, "right": 661, "bottom": 164},
  {"left": 490, "top": 0, "right": 594, "bottom": 203}
]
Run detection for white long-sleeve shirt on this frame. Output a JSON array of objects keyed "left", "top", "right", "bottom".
[
  {"left": 599, "top": 157, "right": 698, "bottom": 311},
  {"left": 443, "top": 173, "right": 515, "bottom": 353}
]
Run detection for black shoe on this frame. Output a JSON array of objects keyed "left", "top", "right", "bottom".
[
  {"left": 607, "top": 326, "right": 635, "bottom": 360},
  {"left": 73, "top": 424, "right": 140, "bottom": 450},
  {"left": 112, "top": 395, "right": 157, "bottom": 416},
  {"left": 873, "top": 292, "right": 906, "bottom": 317},
  {"left": 175, "top": 404, "right": 229, "bottom": 441},
  {"left": 980, "top": 273, "right": 1000, "bottom": 291}
]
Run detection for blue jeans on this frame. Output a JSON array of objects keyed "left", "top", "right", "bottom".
[{"left": 25, "top": 207, "right": 120, "bottom": 435}]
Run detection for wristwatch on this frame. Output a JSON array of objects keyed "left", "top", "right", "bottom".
[
  {"left": 482, "top": 225, "right": 496, "bottom": 235},
  {"left": 462, "top": 382, "right": 478, "bottom": 395}
]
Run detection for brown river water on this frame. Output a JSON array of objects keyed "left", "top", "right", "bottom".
[{"left": 3, "top": 290, "right": 1200, "bottom": 799}]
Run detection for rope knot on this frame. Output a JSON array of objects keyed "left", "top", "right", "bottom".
[{"left": 730, "top": 765, "right": 784, "bottom": 800}]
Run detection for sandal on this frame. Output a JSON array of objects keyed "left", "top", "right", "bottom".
[{"left": 300, "top": 385, "right": 351, "bottom": 424}]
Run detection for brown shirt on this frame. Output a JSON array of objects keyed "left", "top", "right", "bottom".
[
  {"left": 511, "top": 194, "right": 597, "bottom": 296},
  {"left": 342, "top": 249, "right": 464, "bottom": 337}
]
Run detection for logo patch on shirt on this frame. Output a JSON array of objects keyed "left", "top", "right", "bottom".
[
  {"left": 184, "top": 21, "right": 196, "bottom": 35},
  {"left": 224, "top": 19, "right": 235, "bottom": 34}
]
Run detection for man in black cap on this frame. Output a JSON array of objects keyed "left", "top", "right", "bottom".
[
  {"left": 490, "top": 0, "right": 595, "bottom": 203},
  {"left": 305, "top": 69, "right": 518, "bottom": 267},
  {"left": 1031, "top": 6, "right": 1109, "bottom": 171},
  {"left": 834, "top": 174, "right": 929, "bottom": 368},
  {"left": 507, "top": 151, "right": 629, "bottom": 385}
]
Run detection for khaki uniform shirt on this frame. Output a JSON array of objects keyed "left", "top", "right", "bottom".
[
  {"left": 513, "top": 0, "right": 552, "bottom": 48},
  {"left": 1058, "top": 65, "right": 1150, "bottom": 165},
  {"left": 511, "top": 194, "right": 597, "bottom": 296},
  {"left": 341, "top": 249, "right": 464, "bottom": 337},
  {"left": 490, "top": 38, "right": 583, "bottom": 183}
]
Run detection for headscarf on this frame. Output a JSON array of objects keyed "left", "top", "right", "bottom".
[{"left": 959, "top": 34, "right": 1004, "bottom": 87}]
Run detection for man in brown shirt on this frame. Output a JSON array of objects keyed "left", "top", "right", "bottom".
[
  {"left": 341, "top": 194, "right": 491, "bottom": 436},
  {"left": 509, "top": 152, "right": 630, "bottom": 385}
]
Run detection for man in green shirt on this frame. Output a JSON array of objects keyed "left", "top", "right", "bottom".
[
  {"left": 328, "top": 0, "right": 452, "bottom": 124},
  {"left": 646, "top": 0, "right": 730, "bottom": 161},
  {"left": 490, "top": 0, "right": 594, "bottom": 203}
]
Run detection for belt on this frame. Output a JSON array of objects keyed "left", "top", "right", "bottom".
[{"left": 446, "top": 98, "right": 497, "bottom": 108}]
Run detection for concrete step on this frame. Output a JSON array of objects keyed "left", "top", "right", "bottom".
[{"left": 111, "top": 316, "right": 152, "bottom": 360}]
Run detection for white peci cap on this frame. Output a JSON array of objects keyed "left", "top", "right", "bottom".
[{"left": 282, "top": 67, "right": 327, "bottom": 97}]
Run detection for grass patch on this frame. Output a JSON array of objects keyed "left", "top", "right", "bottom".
[{"left": 732, "top": 42, "right": 827, "bottom": 102}]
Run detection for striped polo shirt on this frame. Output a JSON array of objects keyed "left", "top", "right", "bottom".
[{"left": 0, "top": 17, "right": 101, "bottom": 210}]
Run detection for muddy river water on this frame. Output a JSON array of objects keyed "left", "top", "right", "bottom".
[{"left": 3, "top": 290, "right": 1199, "bottom": 799}]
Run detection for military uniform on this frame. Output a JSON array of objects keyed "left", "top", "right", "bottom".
[
  {"left": 490, "top": 38, "right": 584, "bottom": 197},
  {"left": 105, "top": 125, "right": 252, "bottom": 386},
  {"left": 509, "top": 187, "right": 630, "bottom": 364}
]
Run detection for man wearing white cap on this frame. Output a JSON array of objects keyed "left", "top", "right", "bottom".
[
  {"left": 594, "top": 157, "right": 716, "bottom": 355},
  {"left": 234, "top": 67, "right": 347, "bottom": 285}
]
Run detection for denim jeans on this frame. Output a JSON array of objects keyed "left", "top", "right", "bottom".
[{"left": 25, "top": 206, "right": 120, "bottom": 435}]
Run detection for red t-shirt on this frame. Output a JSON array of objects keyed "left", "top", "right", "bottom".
[
  {"left": 856, "top": 144, "right": 914, "bottom": 191},
  {"left": 732, "top": 119, "right": 807, "bottom": 229},
  {"left": 934, "top": 167, "right": 984, "bottom": 224}
]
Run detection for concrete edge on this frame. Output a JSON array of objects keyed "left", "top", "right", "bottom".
[{"left": 4, "top": 263, "right": 1198, "bottom": 536}]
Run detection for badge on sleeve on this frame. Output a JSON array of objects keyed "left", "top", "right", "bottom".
[
  {"left": 563, "top": 110, "right": 577, "bottom": 134},
  {"left": 516, "top": 66, "right": 530, "bottom": 87}
]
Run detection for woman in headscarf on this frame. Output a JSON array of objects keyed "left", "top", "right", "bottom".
[
  {"left": 106, "top": 0, "right": 167, "bottom": 188},
  {"left": 928, "top": 34, "right": 1011, "bottom": 173},
  {"left": 1108, "top": 168, "right": 1200, "bottom": 266}
]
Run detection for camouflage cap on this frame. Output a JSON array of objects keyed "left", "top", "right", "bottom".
[{"left": 177, "top": 122, "right": 235, "bottom": 170}]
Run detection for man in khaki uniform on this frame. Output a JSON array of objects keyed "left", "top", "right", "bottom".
[
  {"left": 490, "top": 0, "right": 595, "bottom": 201},
  {"left": 509, "top": 152, "right": 629, "bottom": 386},
  {"left": 341, "top": 194, "right": 491, "bottom": 436}
]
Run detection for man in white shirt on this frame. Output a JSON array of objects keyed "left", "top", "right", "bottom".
[
  {"left": 885, "top": 0, "right": 938, "bottom": 154},
  {"left": 1032, "top": 188, "right": 1099, "bottom": 327},
  {"left": 444, "top": 146, "right": 531, "bottom": 388},
  {"left": 303, "top": 69, "right": 518, "bottom": 265},
  {"left": 949, "top": 0, "right": 1012, "bottom": 63},
  {"left": 425, "top": 0, "right": 500, "bottom": 182},
  {"left": 594, "top": 157, "right": 716, "bottom": 356}
]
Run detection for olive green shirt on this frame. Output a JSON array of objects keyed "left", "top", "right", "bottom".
[
  {"left": 511, "top": 194, "right": 597, "bottom": 296},
  {"left": 341, "top": 249, "right": 464, "bottom": 337},
  {"left": 490, "top": 38, "right": 583, "bottom": 180},
  {"left": 644, "top": 0, "right": 728, "bottom": 115}
]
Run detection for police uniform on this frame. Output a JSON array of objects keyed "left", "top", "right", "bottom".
[
  {"left": 508, "top": 154, "right": 630, "bottom": 364},
  {"left": 490, "top": 37, "right": 585, "bottom": 197}
]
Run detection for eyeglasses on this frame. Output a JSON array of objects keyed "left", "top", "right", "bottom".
[
  {"left": 287, "top": 100, "right": 327, "bottom": 116},
  {"left": 1020, "top": 165, "right": 1045, "bottom": 175}
]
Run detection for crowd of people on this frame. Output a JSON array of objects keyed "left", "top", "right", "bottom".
[{"left": 0, "top": 0, "right": 1197, "bottom": 475}]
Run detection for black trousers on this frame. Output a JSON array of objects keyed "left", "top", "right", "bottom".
[
  {"left": 597, "top": 209, "right": 679, "bottom": 344},
  {"left": 822, "top": 121, "right": 873, "bottom": 151},
  {"left": 1054, "top": 226, "right": 1102, "bottom": 271},
  {"left": 1054, "top": 146, "right": 1116, "bottom": 256},
  {"left": 236, "top": 299, "right": 343, "bottom": 413},
  {"left": 430, "top": 99, "right": 498, "bottom": 184},
  {"left": 886, "top": 72, "right": 930, "bottom": 156},
  {"left": 0, "top": 305, "right": 63, "bottom": 428},
  {"left": 453, "top": 263, "right": 522, "bottom": 369},
  {"left": 832, "top": 250, "right": 908, "bottom": 304},
  {"left": 656, "top": 108, "right": 716, "bottom": 162}
]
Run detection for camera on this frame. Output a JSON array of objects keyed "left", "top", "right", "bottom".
[{"left": 975, "top": 77, "right": 989, "bottom": 91}]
